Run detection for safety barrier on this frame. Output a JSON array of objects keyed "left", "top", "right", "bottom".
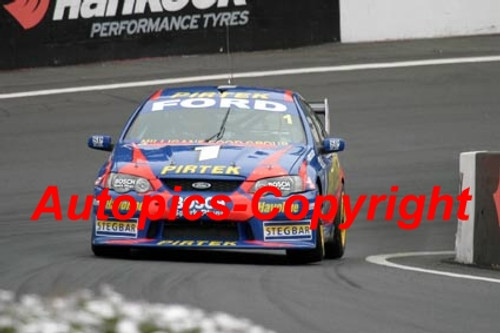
[{"left": 456, "top": 152, "right": 500, "bottom": 267}]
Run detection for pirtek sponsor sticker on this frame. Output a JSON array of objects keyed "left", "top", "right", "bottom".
[
  {"left": 169, "top": 92, "right": 269, "bottom": 99},
  {"left": 161, "top": 164, "right": 240, "bottom": 175},
  {"left": 157, "top": 240, "right": 237, "bottom": 246}
]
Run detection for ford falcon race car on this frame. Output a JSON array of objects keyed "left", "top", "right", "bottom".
[{"left": 88, "top": 86, "right": 346, "bottom": 263}]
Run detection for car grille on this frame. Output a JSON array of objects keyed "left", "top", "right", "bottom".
[
  {"left": 161, "top": 178, "right": 243, "bottom": 192},
  {"left": 162, "top": 221, "right": 240, "bottom": 241}
]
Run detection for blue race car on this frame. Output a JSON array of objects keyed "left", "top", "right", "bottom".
[{"left": 88, "top": 86, "right": 346, "bottom": 263}]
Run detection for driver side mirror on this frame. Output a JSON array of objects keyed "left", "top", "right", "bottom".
[
  {"left": 322, "top": 138, "right": 345, "bottom": 153},
  {"left": 88, "top": 135, "right": 113, "bottom": 152}
]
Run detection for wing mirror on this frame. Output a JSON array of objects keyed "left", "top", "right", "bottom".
[
  {"left": 88, "top": 135, "right": 113, "bottom": 152},
  {"left": 322, "top": 138, "right": 345, "bottom": 153}
]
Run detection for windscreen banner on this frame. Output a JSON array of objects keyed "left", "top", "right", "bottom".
[{"left": 0, "top": 0, "right": 340, "bottom": 69}]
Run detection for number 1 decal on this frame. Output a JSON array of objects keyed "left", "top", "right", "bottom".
[{"left": 195, "top": 146, "right": 220, "bottom": 161}]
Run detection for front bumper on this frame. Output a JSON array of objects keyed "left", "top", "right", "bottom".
[{"left": 91, "top": 188, "right": 320, "bottom": 250}]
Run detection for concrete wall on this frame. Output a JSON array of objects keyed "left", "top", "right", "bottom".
[
  {"left": 455, "top": 152, "right": 476, "bottom": 264},
  {"left": 341, "top": 0, "right": 500, "bottom": 42},
  {"left": 456, "top": 152, "right": 500, "bottom": 267}
]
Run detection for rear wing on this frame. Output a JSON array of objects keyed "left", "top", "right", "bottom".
[{"left": 309, "top": 98, "right": 330, "bottom": 135}]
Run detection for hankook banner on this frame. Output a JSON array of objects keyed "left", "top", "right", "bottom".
[{"left": 0, "top": 0, "right": 340, "bottom": 69}]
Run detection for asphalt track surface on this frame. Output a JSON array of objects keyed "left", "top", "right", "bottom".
[{"left": 1, "top": 35, "right": 500, "bottom": 332}]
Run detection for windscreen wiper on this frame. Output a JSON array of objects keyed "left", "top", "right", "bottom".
[{"left": 204, "top": 107, "right": 231, "bottom": 143}]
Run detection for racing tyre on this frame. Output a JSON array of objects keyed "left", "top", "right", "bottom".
[
  {"left": 92, "top": 245, "right": 130, "bottom": 258},
  {"left": 286, "top": 221, "right": 325, "bottom": 264},
  {"left": 325, "top": 187, "right": 346, "bottom": 259}
]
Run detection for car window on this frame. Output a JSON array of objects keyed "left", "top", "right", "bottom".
[
  {"left": 123, "top": 102, "right": 307, "bottom": 145},
  {"left": 297, "top": 98, "right": 325, "bottom": 146}
]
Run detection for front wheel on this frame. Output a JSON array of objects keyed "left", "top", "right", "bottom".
[{"left": 325, "top": 187, "right": 346, "bottom": 259}]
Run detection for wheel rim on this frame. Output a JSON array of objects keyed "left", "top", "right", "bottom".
[
  {"left": 320, "top": 223, "right": 325, "bottom": 254},
  {"left": 340, "top": 228, "right": 346, "bottom": 247}
]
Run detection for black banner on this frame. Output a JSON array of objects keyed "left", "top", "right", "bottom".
[{"left": 0, "top": 0, "right": 340, "bottom": 69}]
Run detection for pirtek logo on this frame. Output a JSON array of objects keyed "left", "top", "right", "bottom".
[
  {"left": 4, "top": 0, "right": 50, "bottom": 29},
  {"left": 4, "top": 0, "right": 247, "bottom": 29}
]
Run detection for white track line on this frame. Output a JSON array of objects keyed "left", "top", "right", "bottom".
[
  {"left": 2, "top": 55, "right": 500, "bottom": 99},
  {"left": 366, "top": 251, "right": 500, "bottom": 284}
]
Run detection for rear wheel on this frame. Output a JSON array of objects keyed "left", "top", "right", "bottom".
[
  {"left": 325, "top": 187, "right": 346, "bottom": 259},
  {"left": 286, "top": 220, "right": 325, "bottom": 264},
  {"left": 92, "top": 245, "right": 130, "bottom": 258}
]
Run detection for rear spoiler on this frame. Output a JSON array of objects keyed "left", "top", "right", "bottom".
[{"left": 309, "top": 98, "right": 330, "bottom": 135}]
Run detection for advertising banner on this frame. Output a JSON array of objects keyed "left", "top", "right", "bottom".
[{"left": 1, "top": 0, "right": 340, "bottom": 69}]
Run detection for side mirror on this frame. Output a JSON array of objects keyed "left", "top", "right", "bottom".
[
  {"left": 322, "top": 138, "right": 345, "bottom": 153},
  {"left": 88, "top": 135, "right": 113, "bottom": 152}
]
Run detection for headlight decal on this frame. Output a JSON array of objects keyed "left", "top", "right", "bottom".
[
  {"left": 107, "top": 173, "right": 153, "bottom": 193},
  {"left": 251, "top": 176, "right": 304, "bottom": 197}
]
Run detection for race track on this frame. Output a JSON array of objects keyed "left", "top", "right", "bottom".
[{"left": 1, "top": 35, "right": 500, "bottom": 332}]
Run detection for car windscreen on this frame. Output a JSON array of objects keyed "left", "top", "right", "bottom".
[{"left": 123, "top": 98, "right": 306, "bottom": 145}]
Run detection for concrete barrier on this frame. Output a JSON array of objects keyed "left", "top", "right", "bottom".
[
  {"left": 341, "top": 0, "right": 500, "bottom": 43},
  {"left": 456, "top": 152, "right": 500, "bottom": 267}
]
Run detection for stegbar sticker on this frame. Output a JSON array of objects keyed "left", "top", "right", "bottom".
[
  {"left": 263, "top": 221, "right": 312, "bottom": 241},
  {"left": 95, "top": 219, "right": 138, "bottom": 238}
]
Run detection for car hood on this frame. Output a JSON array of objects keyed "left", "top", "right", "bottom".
[{"left": 111, "top": 143, "right": 308, "bottom": 179}]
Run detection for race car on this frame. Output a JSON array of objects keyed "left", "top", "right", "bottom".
[{"left": 88, "top": 86, "right": 346, "bottom": 263}]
